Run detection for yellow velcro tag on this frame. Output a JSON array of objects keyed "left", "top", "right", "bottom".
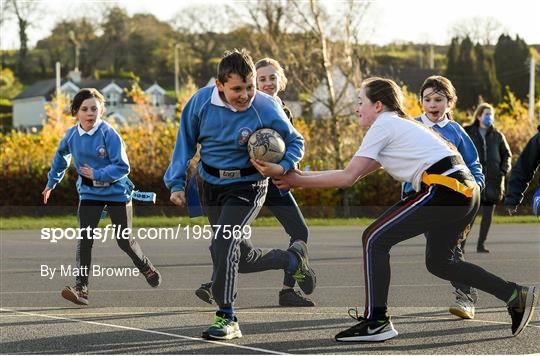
[{"left": 421, "top": 172, "right": 474, "bottom": 198}]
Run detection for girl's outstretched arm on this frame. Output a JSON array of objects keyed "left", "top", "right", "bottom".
[{"left": 273, "top": 156, "right": 380, "bottom": 189}]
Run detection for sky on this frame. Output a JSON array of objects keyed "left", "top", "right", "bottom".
[{"left": 1, "top": 0, "right": 539, "bottom": 50}]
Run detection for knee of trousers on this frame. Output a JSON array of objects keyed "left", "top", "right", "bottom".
[
  {"left": 215, "top": 243, "right": 241, "bottom": 267},
  {"left": 362, "top": 231, "right": 392, "bottom": 253},
  {"left": 425, "top": 256, "right": 453, "bottom": 279}
]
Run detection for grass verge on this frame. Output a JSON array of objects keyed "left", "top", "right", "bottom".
[{"left": 1, "top": 215, "right": 537, "bottom": 230}]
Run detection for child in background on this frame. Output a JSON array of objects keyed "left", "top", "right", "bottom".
[
  {"left": 402, "top": 76, "right": 484, "bottom": 320},
  {"left": 43, "top": 88, "right": 161, "bottom": 306}
]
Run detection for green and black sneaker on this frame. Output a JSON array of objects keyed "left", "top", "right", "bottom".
[
  {"left": 287, "top": 240, "right": 317, "bottom": 295},
  {"left": 202, "top": 311, "right": 242, "bottom": 340},
  {"left": 508, "top": 285, "right": 537, "bottom": 337}
]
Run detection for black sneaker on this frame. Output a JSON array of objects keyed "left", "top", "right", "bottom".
[
  {"left": 195, "top": 282, "right": 214, "bottom": 304},
  {"left": 508, "top": 285, "right": 537, "bottom": 336},
  {"left": 142, "top": 263, "right": 161, "bottom": 287},
  {"left": 335, "top": 308, "right": 398, "bottom": 342},
  {"left": 287, "top": 240, "right": 317, "bottom": 295},
  {"left": 477, "top": 245, "right": 490, "bottom": 253},
  {"left": 279, "top": 289, "right": 315, "bottom": 307},
  {"left": 61, "top": 285, "right": 89, "bottom": 306}
]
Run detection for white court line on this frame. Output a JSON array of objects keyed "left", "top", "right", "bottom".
[
  {"left": 3, "top": 307, "right": 538, "bottom": 330},
  {"left": 0, "top": 308, "right": 289, "bottom": 355},
  {"left": 4, "top": 281, "right": 540, "bottom": 294}
]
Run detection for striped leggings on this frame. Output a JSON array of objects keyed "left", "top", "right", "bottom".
[
  {"left": 362, "top": 180, "right": 516, "bottom": 320},
  {"left": 202, "top": 180, "right": 290, "bottom": 308}
]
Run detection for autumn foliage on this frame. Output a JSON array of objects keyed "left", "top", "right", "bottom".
[{"left": 1, "top": 86, "right": 537, "bottom": 216}]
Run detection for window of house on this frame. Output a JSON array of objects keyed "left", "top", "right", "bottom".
[
  {"left": 107, "top": 92, "right": 120, "bottom": 107},
  {"left": 151, "top": 93, "right": 162, "bottom": 107}
]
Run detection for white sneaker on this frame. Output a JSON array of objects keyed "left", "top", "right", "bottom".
[{"left": 449, "top": 289, "right": 476, "bottom": 319}]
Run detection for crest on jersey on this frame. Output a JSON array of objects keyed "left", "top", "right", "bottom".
[
  {"left": 237, "top": 127, "right": 253, "bottom": 144},
  {"left": 96, "top": 145, "right": 108, "bottom": 158}
]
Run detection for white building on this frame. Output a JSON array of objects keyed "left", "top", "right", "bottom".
[{"left": 12, "top": 75, "right": 176, "bottom": 129}]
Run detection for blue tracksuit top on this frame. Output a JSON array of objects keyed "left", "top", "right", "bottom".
[
  {"left": 164, "top": 86, "right": 304, "bottom": 192},
  {"left": 46, "top": 120, "right": 133, "bottom": 202},
  {"left": 402, "top": 114, "right": 485, "bottom": 195}
]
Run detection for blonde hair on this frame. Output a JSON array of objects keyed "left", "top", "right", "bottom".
[{"left": 255, "top": 58, "right": 288, "bottom": 92}]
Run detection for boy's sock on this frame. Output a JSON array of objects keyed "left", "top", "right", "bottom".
[
  {"left": 286, "top": 251, "right": 299, "bottom": 274},
  {"left": 218, "top": 306, "right": 234, "bottom": 319}
]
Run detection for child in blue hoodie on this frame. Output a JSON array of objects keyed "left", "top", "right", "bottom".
[
  {"left": 402, "top": 76, "right": 484, "bottom": 320},
  {"left": 164, "top": 49, "right": 315, "bottom": 340},
  {"left": 43, "top": 88, "right": 161, "bottom": 306}
]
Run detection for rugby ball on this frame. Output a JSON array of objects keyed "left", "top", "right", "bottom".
[{"left": 247, "top": 128, "right": 286, "bottom": 163}]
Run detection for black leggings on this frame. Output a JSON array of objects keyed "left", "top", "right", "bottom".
[
  {"left": 76, "top": 199, "right": 150, "bottom": 286},
  {"left": 264, "top": 181, "right": 309, "bottom": 288},
  {"left": 361, "top": 181, "right": 515, "bottom": 320}
]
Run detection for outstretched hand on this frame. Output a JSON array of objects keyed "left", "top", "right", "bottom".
[
  {"left": 251, "top": 159, "right": 284, "bottom": 177},
  {"left": 272, "top": 170, "right": 302, "bottom": 189}
]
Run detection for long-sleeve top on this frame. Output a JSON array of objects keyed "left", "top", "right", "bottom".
[
  {"left": 47, "top": 120, "right": 132, "bottom": 202},
  {"left": 164, "top": 86, "right": 304, "bottom": 193}
]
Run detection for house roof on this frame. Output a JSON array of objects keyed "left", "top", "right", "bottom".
[{"left": 13, "top": 78, "right": 166, "bottom": 102}]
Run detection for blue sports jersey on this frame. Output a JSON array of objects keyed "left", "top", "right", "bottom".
[
  {"left": 47, "top": 120, "right": 133, "bottom": 202},
  {"left": 164, "top": 86, "right": 304, "bottom": 193},
  {"left": 402, "top": 114, "right": 485, "bottom": 196}
]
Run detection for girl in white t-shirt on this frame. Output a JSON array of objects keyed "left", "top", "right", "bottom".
[{"left": 254, "top": 77, "right": 536, "bottom": 342}]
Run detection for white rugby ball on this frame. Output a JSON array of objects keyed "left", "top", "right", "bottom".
[{"left": 247, "top": 128, "right": 286, "bottom": 163}]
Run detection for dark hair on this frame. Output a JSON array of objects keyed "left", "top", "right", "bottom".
[
  {"left": 70, "top": 88, "right": 105, "bottom": 116},
  {"left": 217, "top": 48, "right": 255, "bottom": 83},
  {"left": 420, "top": 76, "right": 457, "bottom": 119},
  {"left": 361, "top": 77, "right": 407, "bottom": 117},
  {"left": 255, "top": 57, "right": 288, "bottom": 92},
  {"left": 420, "top": 76, "right": 457, "bottom": 104}
]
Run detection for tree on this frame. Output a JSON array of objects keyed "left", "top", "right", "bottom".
[
  {"left": 446, "top": 36, "right": 501, "bottom": 109},
  {"left": 494, "top": 34, "right": 531, "bottom": 100},
  {"left": 286, "top": 0, "right": 371, "bottom": 215},
  {"left": 474, "top": 43, "right": 501, "bottom": 104},
  {"left": 36, "top": 19, "right": 98, "bottom": 76},
  {"left": 449, "top": 16, "right": 506, "bottom": 45},
  {"left": 4, "top": 0, "right": 41, "bottom": 79},
  {"left": 0, "top": 67, "right": 22, "bottom": 100}
]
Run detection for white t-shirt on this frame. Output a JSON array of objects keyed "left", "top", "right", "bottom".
[{"left": 354, "top": 111, "right": 457, "bottom": 191}]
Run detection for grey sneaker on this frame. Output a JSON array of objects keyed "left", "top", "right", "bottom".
[
  {"left": 287, "top": 240, "right": 317, "bottom": 295},
  {"left": 449, "top": 289, "right": 476, "bottom": 319},
  {"left": 508, "top": 285, "right": 537, "bottom": 336},
  {"left": 61, "top": 285, "right": 89, "bottom": 306}
]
